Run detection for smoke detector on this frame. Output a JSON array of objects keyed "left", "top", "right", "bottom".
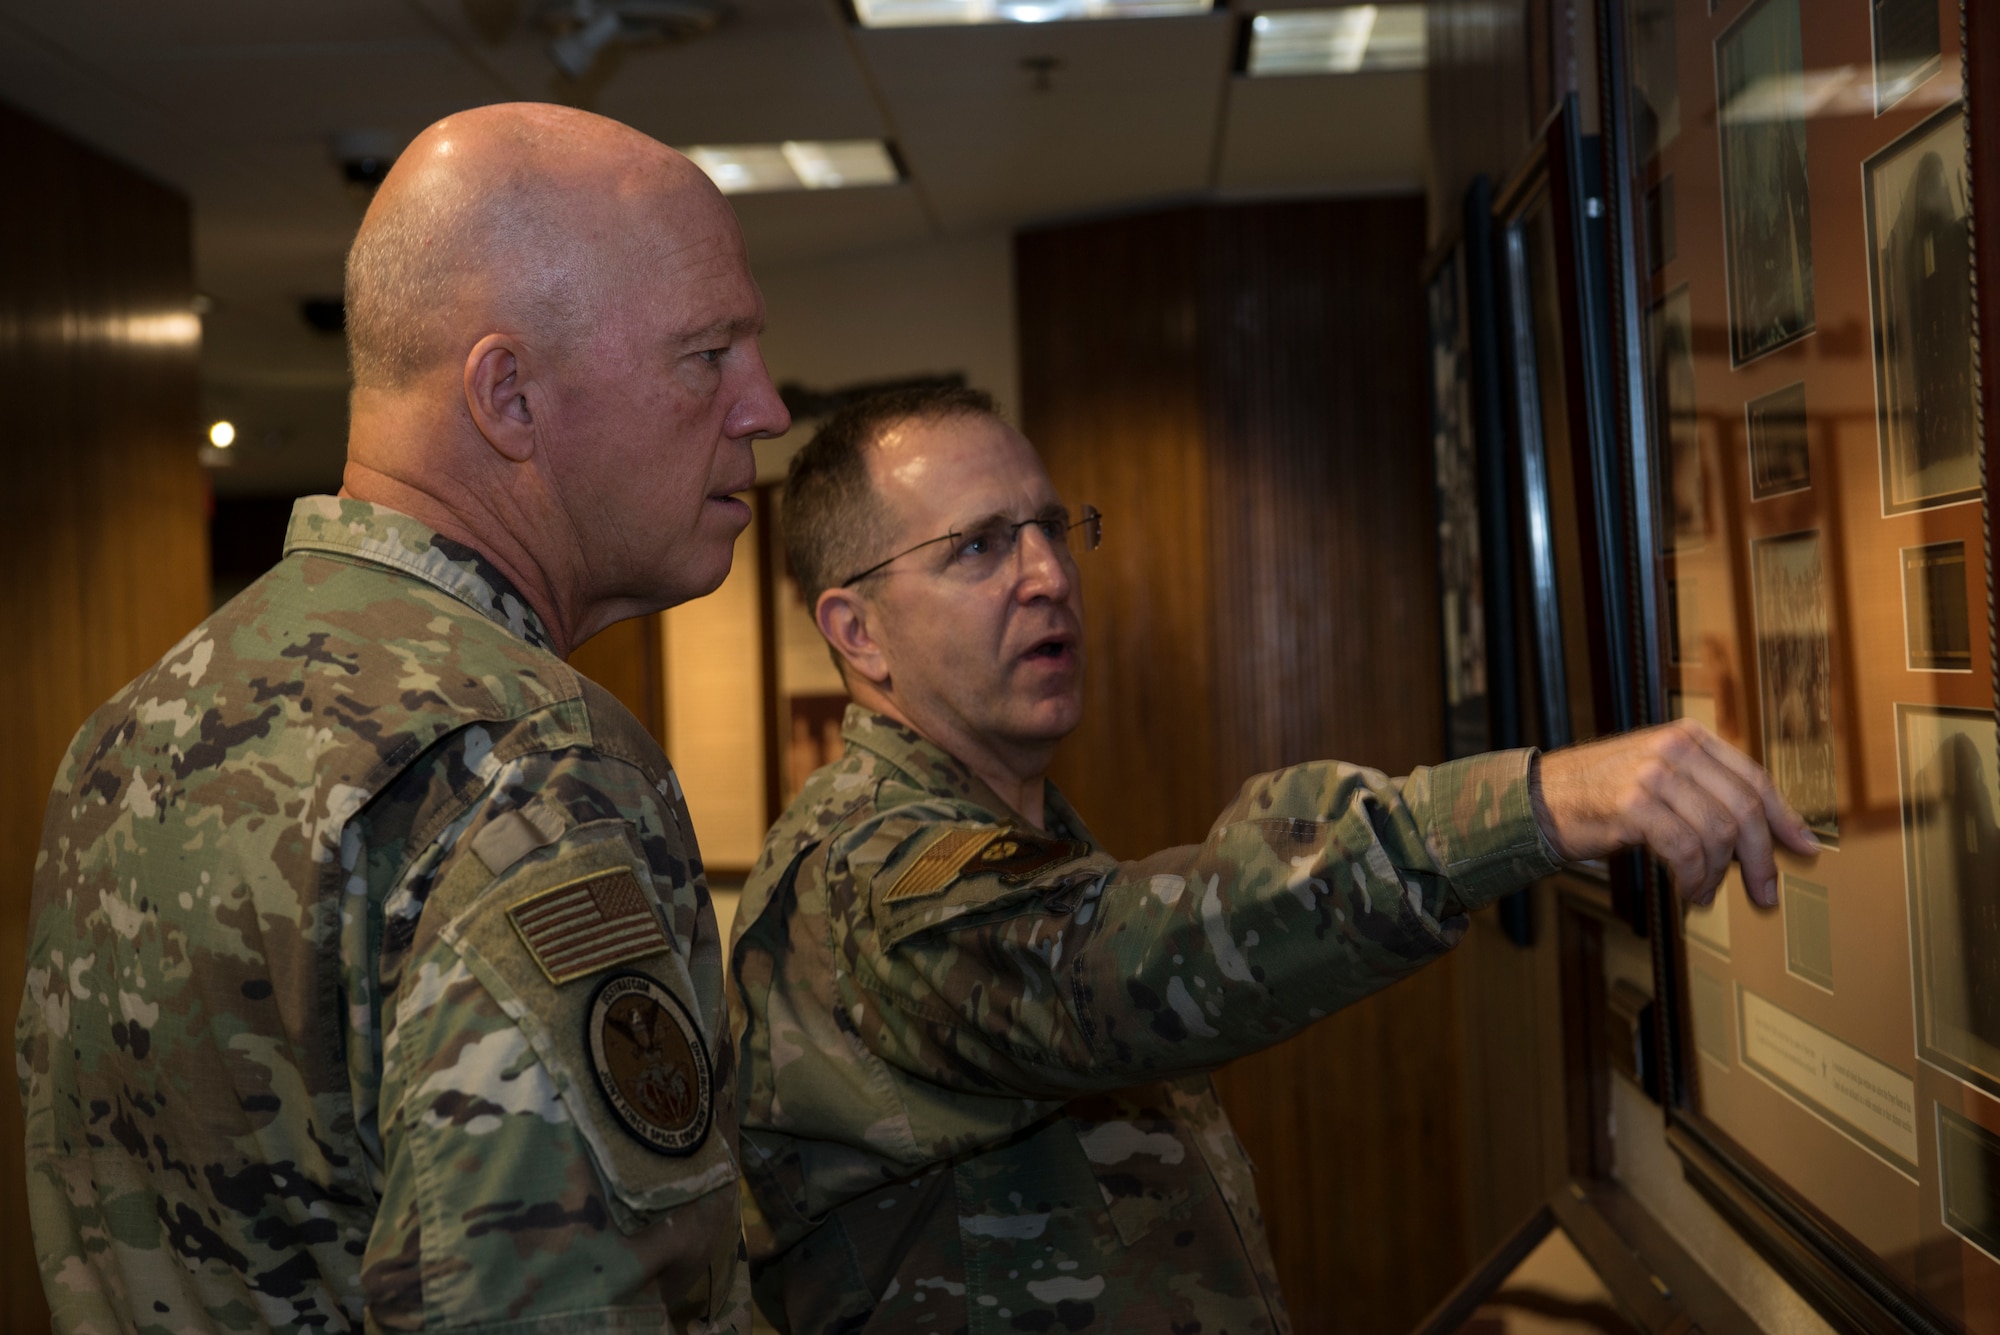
[{"left": 537, "top": 0, "right": 731, "bottom": 79}]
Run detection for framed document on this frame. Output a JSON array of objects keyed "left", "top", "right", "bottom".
[{"left": 1597, "top": 0, "right": 1999, "bottom": 1328}]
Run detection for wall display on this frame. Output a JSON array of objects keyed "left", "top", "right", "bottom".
[
  {"left": 1600, "top": 0, "right": 1997, "bottom": 1328},
  {"left": 1426, "top": 240, "right": 1492, "bottom": 760}
]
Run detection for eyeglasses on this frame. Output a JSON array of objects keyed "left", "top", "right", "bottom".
[{"left": 839, "top": 504, "right": 1103, "bottom": 588}]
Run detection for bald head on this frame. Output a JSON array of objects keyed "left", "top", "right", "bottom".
[
  {"left": 346, "top": 103, "right": 715, "bottom": 391},
  {"left": 336, "top": 102, "right": 789, "bottom": 657}
]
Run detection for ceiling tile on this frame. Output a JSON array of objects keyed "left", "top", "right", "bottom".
[
  {"left": 855, "top": 14, "right": 1234, "bottom": 231},
  {"left": 1215, "top": 69, "right": 1425, "bottom": 194}
]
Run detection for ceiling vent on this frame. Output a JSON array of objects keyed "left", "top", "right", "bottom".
[{"left": 537, "top": 0, "right": 731, "bottom": 79}]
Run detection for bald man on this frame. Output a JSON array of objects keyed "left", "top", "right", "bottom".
[{"left": 16, "top": 104, "right": 788, "bottom": 1334}]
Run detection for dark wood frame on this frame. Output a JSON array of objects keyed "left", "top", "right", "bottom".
[
  {"left": 1593, "top": 0, "right": 1997, "bottom": 1330},
  {"left": 1427, "top": 191, "right": 1536, "bottom": 948},
  {"left": 1492, "top": 95, "right": 1650, "bottom": 934}
]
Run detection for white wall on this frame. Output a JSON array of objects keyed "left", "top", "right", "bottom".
[{"left": 749, "top": 230, "right": 1018, "bottom": 482}]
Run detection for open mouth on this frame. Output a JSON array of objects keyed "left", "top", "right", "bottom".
[{"left": 1024, "top": 636, "right": 1072, "bottom": 661}]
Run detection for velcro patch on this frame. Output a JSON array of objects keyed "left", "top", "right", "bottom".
[
  {"left": 588, "top": 972, "right": 712, "bottom": 1156},
  {"left": 471, "top": 796, "right": 571, "bottom": 875},
  {"left": 975, "top": 831, "right": 1089, "bottom": 884},
  {"left": 882, "top": 828, "right": 993, "bottom": 903},
  {"left": 508, "top": 870, "right": 672, "bottom": 985}
]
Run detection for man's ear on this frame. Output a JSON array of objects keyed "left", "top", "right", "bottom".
[
  {"left": 464, "top": 334, "right": 536, "bottom": 463},
  {"left": 816, "top": 588, "right": 890, "bottom": 687}
]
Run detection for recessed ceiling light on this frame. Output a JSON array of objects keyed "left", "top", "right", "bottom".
[
  {"left": 682, "top": 141, "right": 901, "bottom": 195},
  {"left": 852, "top": 0, "right": 1208, "bottom": 28},
  {"left": 209, "top": 421, "right": 236, "bottom": 449},
  {"left": 1245, "top": 4, "right": 1427, "bottom": 76}
]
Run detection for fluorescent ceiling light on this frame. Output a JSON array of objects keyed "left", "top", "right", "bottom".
[
  {"left": 681, "top": 141, "right": 901, "bottom": 195},
  {"left": 853, "top": 0, "right": 1208, "bottom": 29},
  {"left": 1246, "top": 5, "right": 1427, "bottom": 76}
]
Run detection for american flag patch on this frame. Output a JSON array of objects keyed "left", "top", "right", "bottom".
[{"left": 507, "top": 870, "right": 671, "bottom": 985}]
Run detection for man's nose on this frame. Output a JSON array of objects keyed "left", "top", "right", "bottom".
[
  {"left": 725, "top": 340, "right": 792, "bottom": 441},
  {"left": 1013, "top": 525, "right": 1073, "bottom": 602}
]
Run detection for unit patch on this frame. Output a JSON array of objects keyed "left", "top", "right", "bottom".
[
  {"left": 882, "top": 826, "right": 1090, "bottom": 903},
  {"left": 587, "top": 972, "right": 712, "bottom": 1156},
  {"left": 976, "top": 832, "right": 1089, "bottom": 883},
  {"left": 507, "top": 869, "right": 671, "bottom": 985}
]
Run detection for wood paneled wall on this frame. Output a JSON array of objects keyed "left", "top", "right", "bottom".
[
  {"left": 0, "top": 101, "right": 209, "bottom": 1334},
  {"left": 1020, "top": 196, "right": 1469, "bottom": 1334}
]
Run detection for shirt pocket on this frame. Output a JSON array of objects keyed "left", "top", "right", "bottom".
[
  {"left": 1064, "top": 1085, "right": 1213, "bottom": 1248},
  {"left": 436, "top": 817, "right": 737, "bottom": 1233}
]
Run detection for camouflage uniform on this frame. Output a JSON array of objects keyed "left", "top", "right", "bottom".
[
  {"left": 16, "top": 498, "right": 746, "bottom": 1335},
  {"left": 731, "top": 706, "right": 1560, "bottom": 1333}
]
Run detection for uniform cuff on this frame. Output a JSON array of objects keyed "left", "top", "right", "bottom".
[{"left": 1422, "top": 748, "right": 1564, "bottom": 914}]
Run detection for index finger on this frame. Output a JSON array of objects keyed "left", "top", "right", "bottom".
[{"left": 1690, "top": 724, "right": 1821, "bottom": 855}]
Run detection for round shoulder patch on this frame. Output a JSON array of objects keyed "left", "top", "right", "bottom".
[{"left": 586, "top": 972, "right": 713, "bottom": 1156}]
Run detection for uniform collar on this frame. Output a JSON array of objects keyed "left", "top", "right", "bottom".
[
  {"left": 281, "top": 496, "right": 556, "bottom": 652},
  {"left": 838, "top": 704, "right": 1096, "bottom": 845}
]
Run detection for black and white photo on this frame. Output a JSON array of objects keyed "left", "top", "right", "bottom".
[
  {"left": 1718, "top": 0, "right": 1815, "bottom": 365},
  {"left": 1901, "top": 704, "right": 2000, "bottom": 1094},
  {"left": 1867, "top": 104, "right": 1978, "bottom": 515},
  {"left": 1747, "top": 380, "right": 1810, "bottom": 499},
  {"left": 1752, "top": 530, "right": 1838, "bottom": 840}
]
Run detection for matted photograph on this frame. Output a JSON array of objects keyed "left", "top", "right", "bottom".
[
  {"left": 1717, "top": 0, "right": 1816, "bottom": 365},
  {"left": 1747, "top": 381, "right": 1811, "bottom": 499},
  {"left": 1872, "top": 0, "right": 1942, "bottom": 114},
  {"left": 1902, "top": 540, "right": 1972, "bottom": 672},
  {"left": 1901, "top": 704, "right": 2000, "bottom": 1095},
  {"left": 1752, "top": 531, "right": 1838, "bottom": 840},
  {"left": 1866, "top": 104, "right": 1978, "bottom": 515},
  {"left": 1650, "top": 286, "right": 1710, "bottom": 549},
  {"left": 1428, "top": 247, "right": 1490, "bottom": 760}
]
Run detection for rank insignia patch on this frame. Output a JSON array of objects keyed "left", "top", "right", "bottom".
[
  {"left": 588, "top": 972, "right": 712, "bottom": 1155},
  {"left": 976, "top": 831, "right": 1089, "bottom": 883},
  {"left": 508, "top": 869, "right": 671, "bottom": 985}
]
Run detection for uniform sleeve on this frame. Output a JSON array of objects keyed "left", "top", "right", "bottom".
[
  {"left": 836, "top": 748, "right": 1560, "bottom": 1102},
  {"left": 360, "top": 746, "right": 745, "bottom": 1335}
]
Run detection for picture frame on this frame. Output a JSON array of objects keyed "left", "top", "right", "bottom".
[
  {"left": 1424, "top": 234, "right": 1493, "bottom": 763},
  {"left": 1491, "top": 95, "right": 1644, "bottom": 923},
  {"left": 1715, "top": 0, "right": 1816, "bottom": 367},
  {"left": 1865, "top": 102, "right": 1980, "bottom": 516},
  {"left": 1598, "top": 0, "right": 1999, "bottom": 1328}
]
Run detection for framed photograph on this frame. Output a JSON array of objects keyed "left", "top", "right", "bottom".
[
  {"left": 1750, "top": 531, "right": 1839, "bottom": 841},
  {"left": 1903, "top": 541, "right": 1973, "bottom": 672},
  {"left": 1716, "top": 0, "right": 1816, "bottom": 366},
  {"left": 1599, "top": 0, "right": 1998, "bottom": 1328},
  {"left": 1649, "top": 285, "right": 1711, "bottom": 546},
  {"left": 1874, "top": 0, "right": 1944, "bottom": 114},
  {"left": 1901, "top": 704, "right": 2000, "bottom": 1099},
  {"left": 1426, "top": 240, "right": 1492, "bottom": 761},
  {"left": 1746, "top": 381, "right": 1811, "bottom": 499},
  {"left": 1866, "top": 104, "right": 1978, "bottom": 516}
]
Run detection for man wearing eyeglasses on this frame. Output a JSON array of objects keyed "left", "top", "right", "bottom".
[{"left": 730, "top": 386, "right": 1817, "bottom": 1334}]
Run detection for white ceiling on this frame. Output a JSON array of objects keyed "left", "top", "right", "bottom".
[{"left": 0, "top": 0, "right": 1426, "bottom": 496}]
